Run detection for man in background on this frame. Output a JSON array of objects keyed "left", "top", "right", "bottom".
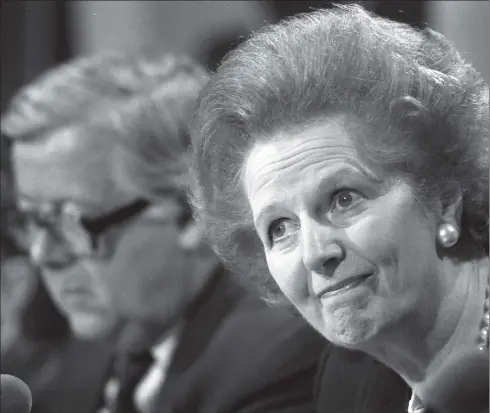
[
  {"left": 1, "top": 159, "right": 71, "bottom": 401},
  {"left": 2, "top": 51, "right": 327, "bottom": 413}
]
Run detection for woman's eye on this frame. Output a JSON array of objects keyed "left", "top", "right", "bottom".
[
  {"left": 269, "top": 220, "right": 286, "bottom": 240},
  {"left": 331, "top": 189, "right": 364, "bottom": 212},
  {"left": 268, "top": 219, "right": 294, "bottom": 244}
]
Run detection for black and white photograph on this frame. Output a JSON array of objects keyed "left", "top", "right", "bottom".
[{"left": 1, "top": 2, "right": 488, "bottom": 413}]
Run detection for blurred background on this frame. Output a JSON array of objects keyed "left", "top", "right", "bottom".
[
  {"left": 2, "top": 0, "right": 489, "bottom": 219},
  {"left": 1, "top": 0, "right": 489, "bottom": 340},
  {"left": 2, "top": 0, "right": 489, "bottom": 112}
]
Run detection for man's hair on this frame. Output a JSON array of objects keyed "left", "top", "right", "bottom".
[
  {"left": 2, "top": 50, "right": 210, "bottom": 208},
  {"left": 190, "top": 4, "right": 489, "bottom": 303}
]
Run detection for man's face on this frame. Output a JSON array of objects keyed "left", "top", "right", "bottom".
[
  {"left": 1, "top": 255, "right": 36, "bottom": 329},
  {"left": 13, "top": 125, "right": 194, "bottom": 339}
]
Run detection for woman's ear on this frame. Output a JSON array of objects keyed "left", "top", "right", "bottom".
[
  {"left": 177, "top": 220, "right": 204, "bottom": 251},
  {"left": 440, "top": 184, "right": 463, "bottom": 228}
]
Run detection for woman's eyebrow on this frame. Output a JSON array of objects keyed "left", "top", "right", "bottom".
[
  {"left": 254, "top": 204, "right": 281, "bottom": 229},
  {"left": 253, "top": 165, "right": 383, "bottom": 226},
  {"left": 312, "top": 164, "right": 383, "bottom": 191}
]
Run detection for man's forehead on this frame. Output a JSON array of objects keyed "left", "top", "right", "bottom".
[
  {"left": 13, "top": 125, "right": 128, "bottom": 214},
  {"left": 14, "top": 124, "right": 114, "bottom": 158}
]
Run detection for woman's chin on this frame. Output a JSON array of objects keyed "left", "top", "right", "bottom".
[{"left": 320, "top": 308, "right": 378, "bottom": 349}]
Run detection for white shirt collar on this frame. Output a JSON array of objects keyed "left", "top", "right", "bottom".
[
  {"left": 150, "top": 321, "right": 184, "bottom": 364},
  {"left": 134, "top": 322, "right": 184, "bottom": 413},
  {"left": 408, "top": 392, "right": 426, "bottom": 413},
  {"left": 100, "top": 322, "right": 185, "bottom": 413}
]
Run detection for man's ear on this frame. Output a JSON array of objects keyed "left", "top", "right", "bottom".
[
  {"left": 440, "top": 184, "right": 463, "bottom": 228},
  {"left": 2, "top": 257, "right": 37, "bottom": 308},
  {"left": 177, "top": 220, "right": 204, "bottom": 251}
]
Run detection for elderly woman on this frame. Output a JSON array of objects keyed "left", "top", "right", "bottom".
[{"left": 190, "top": 4, "right": 489, "bottom": 413}]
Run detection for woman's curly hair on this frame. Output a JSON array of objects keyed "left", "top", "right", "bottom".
[{"left": 190, "top": 4, "right": 489, "bottom": 304}]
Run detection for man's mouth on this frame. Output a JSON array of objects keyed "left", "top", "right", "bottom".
[
  {"left": 62, "top": 288, "right": 97, "bottom": 307},
  {"left": 316, "top": 273, "right": 373, "bottom": 299}
]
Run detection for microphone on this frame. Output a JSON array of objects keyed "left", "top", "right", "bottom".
[
  {"left": 421, "top": 350, "right": 489, "bottom": 413},
  {"left": 0, "top": 375, "right": 32, "bottom": 413}
]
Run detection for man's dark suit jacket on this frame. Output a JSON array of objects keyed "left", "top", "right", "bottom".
[
  {"left": 2, "top": 268, "right": 327, "bottom": 413},
  {"left": 150, "top": 268, "right": 326, "bottom": 412},
  {"left": 2, "top": 269, "right": 414, "bottom": 413},
  {"left": 1, "top": 332, "right": 116, "bottom": 413}
]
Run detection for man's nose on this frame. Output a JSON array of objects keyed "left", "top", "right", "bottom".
[
  {"left": 30, "top": 230, "right": 75, "bottom": 269},
  {"left": 301, "top": 222, "right": 344, "bottom": 276}
]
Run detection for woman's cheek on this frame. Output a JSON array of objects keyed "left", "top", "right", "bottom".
[
  {"left": 344, "top": 214, "right": 390, "bottom": 254},
  {"left": 266, "top": 248, "right": 307, "bottom": 300}
]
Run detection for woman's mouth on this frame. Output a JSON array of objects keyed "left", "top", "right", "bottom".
[{"left": 317, "top": 273, "right": 373, "bottom": 299}]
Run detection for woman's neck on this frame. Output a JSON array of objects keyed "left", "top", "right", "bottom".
[{"left": 362, "top": 257, "right": 489, "bottom": 395}]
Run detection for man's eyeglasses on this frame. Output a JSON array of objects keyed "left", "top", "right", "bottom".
[{"left": 18, "top": 199, "right": 150, "bottom": 268}]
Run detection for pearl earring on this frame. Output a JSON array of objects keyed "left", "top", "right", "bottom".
[
  {"left": 437, "top": 223, "right": 459, "bottom": 248},
  {"left": 478, "top": 276, "right": 489, "bottom": 352}
]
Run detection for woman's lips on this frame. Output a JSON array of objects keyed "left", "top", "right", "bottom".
[{"left": 316, "top": 273, "right": 373, "bottom": 299}]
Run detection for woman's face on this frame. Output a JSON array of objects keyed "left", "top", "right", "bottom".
[{"left": 244, "top": 117, "right": 444, "bottom": 348}]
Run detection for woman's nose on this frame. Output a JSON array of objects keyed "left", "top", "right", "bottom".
[{"left": 301, "top": 224, "right": 344, "bottom": 276}]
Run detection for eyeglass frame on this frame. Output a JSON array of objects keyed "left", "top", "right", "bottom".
[{"left": 16, "top": 195, "right": 186, "bottom": 268}]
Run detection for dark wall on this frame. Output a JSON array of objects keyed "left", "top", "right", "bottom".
[
  {"left": 266, "top": 1, "right": 425, "bottom": 26},
  {"left": 1, "top": 0, "right": 25, "bottom": 113},
  {"left": 202, "top": 1, "right": 426, "bottom": 73},
  {"left": 1, "top": 1, "right": 71, "bottom": 111},
  {"left": 1, "top": 0, "right": 72, "bottom": 209}
]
